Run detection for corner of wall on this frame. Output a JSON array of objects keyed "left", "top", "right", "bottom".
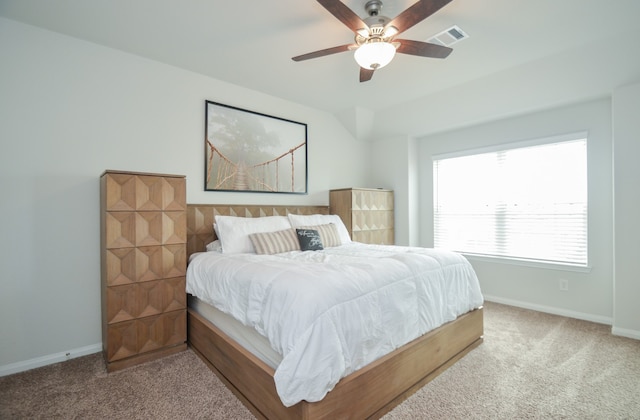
[
  {"left": 612, "top": 81, "right": 640, "bottom": 336},
  {"left": 335, "top": 106, "right": 375, "bottom": 141}
]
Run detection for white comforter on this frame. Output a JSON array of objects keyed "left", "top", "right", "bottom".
[{"left": 186, "top": 242, "right": 483, "bottom": 407}]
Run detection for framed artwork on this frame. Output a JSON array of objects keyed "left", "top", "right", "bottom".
[{"left": 204, "top": 100, "right": 308, "bottom": 194}]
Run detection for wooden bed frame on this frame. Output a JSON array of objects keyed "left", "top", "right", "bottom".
[{"left": 186, "top": 204, "right": 484, "bottom": 419}]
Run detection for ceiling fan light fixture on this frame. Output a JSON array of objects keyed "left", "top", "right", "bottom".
[
  {"left": 382, "top": 25, "right": 398, "bottom": 38},
  {"left": 354, "top": 41, "right": 396, "bottom": 70},
  {"left": 356, "top": 28, "right": 370, "bottom": 38}
]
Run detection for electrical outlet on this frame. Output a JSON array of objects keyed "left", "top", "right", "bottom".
[{"left": 559, "top": 278, "right": 569, "bottom": 291}]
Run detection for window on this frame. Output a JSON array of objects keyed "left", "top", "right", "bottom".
[{"left": 433, "top": 135, "right": 587, "bottom": 267}]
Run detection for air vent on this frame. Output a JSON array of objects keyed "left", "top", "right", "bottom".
[{"left": 427, "top": 25, "right": 469, "bottom": 47}]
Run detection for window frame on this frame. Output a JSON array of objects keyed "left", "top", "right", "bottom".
[{"left": 432, "top": 131, "right": 590, "bottom": 271}]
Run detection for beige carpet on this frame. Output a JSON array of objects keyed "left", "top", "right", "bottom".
[{"left": 1, "top": 302, "right": 639, "bottom": 419}]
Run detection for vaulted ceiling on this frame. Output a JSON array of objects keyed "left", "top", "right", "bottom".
[{"left": 2, "top": 0, "right": 640, "bottom": 138}]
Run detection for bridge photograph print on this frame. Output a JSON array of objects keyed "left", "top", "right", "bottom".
[{"left": 204, "top": 100, "right": 308, "bottom": 194}]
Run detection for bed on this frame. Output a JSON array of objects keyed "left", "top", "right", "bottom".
[{"left": 186, "top": 204, "right": 484, "bottom": 419}]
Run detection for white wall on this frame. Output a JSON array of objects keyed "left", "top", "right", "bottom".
[
  {"left": 0, "top": 17, "right": 370, "bottom": 372},
  {"left": 372, "top": 28, "right": 640, "bottom": 140},
  {"left": 415, "top": 98, "right": 615, "bottom": 324},
  {"left": 370, "top": 135, "right": 419, "bottom": 246},
  {"left": 612, "top": 82, "right": 640, "bottom": 338}
]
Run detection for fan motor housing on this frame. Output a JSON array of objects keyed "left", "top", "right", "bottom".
[{"left": 365, "top": 0, "right": 383, "bottom": 16}]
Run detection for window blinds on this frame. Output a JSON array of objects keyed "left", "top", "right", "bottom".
[{"left": 433, "top": 138, "right": 587, "bottom": 266}]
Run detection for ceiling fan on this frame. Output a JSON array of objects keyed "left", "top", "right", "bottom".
[{"left": 292, "top": 0, "right": 454, "bottom": 82}]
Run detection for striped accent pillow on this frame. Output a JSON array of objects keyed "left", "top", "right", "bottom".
[
  {"left": 300, "top": 223, "right": 341, "bottom": 248},
  {"left": 249, "top": 228, "right": 300, "bottom": 255}
]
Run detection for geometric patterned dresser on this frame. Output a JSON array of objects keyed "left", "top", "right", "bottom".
[
  {"left": 100, "top": 170, "right": 187, "bottom": 372},
  {"left": 330, "top": 188, "right": 395, "bottom": 245}
]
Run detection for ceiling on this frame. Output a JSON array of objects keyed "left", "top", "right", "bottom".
[{"left": 2, "top": 0, "right": 640, "bottom": 137}]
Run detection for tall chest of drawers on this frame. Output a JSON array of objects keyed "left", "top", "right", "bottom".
[
  {"left": 100, "top": 170, "right": 187, "bottom": 372},
  {"left": 330, "top": 188, "right": 395, "bottom": 245}
]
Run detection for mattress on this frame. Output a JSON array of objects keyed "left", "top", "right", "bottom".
[
  {"left": 186, "top": 242, "right": 483, "bottom": 406},
  {"left": 188, "top": 295, "right": 282, "bottom": 369}
]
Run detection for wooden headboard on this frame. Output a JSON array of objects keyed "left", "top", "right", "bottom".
[{"left": 186, "top": 204, "right": 330, "bottom": 257}]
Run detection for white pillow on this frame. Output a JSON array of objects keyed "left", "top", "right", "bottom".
[
  {"left": 214, "top": 215, "right": 292, "bottom": 254},
  {"left": 205, "top": 240, "right": 222, "bottom": 252},
  {"left": 287, "top": 214, "right": 351, "bottom": 244}
]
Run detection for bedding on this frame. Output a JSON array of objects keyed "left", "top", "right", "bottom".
[
  {"left": 296, "top": 229, "right": 324, "bottom": 251},
  {"left": 249, "top": 228, "right": 301, "bottom": 255},
  {"left": 299, "top": 223, "right": 341, "bottom": 248},
  {"left": 215, "top": 215, "right": 291, "bottom": 253},
  {"left": 287, "top": 213, "right": 352, "bottom": 244},
  {"left": 186, "top": 241, "right": 483, "bottom": 407},
  {"left": 247, "top": 224, "right": 341, "bottom": 255},
  {"left": 205, "top": 240, "right": 222, "bottom": 252}
]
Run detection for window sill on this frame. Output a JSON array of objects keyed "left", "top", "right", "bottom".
[{"left": 463, "top": 253, "right": 592, "bottom": 273}]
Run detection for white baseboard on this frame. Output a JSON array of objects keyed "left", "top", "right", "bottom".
[
  {"left": 0, "top": 343, "right": 102, "bottom": 377},
  {"left": 3, "top": 299, "right": 637, "bottom": 378},
  {"left": 611, "top": 326, "right": 640, "bottom": 340},
  {"left": 482, "top": 296, "right": 640, "bottom": 341},
  {"left": 483, "top": 295, "right": 613, "bottom": 325}
]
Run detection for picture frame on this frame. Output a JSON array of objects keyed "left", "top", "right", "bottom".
[{"left": 204, "top": 100, "right": 308, "bottom": 194}]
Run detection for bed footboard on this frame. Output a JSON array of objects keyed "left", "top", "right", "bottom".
[{"left": 188, "top": 306, "right": 483, "bottom": 420}]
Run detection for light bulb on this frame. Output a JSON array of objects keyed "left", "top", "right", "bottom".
[{"left": 354, "top": 41, "right": 396, "bottom": 70}]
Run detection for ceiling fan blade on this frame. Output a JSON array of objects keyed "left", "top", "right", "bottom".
[
  {"left": 359, "top": 67, "right": 375, "bottom": 82},
  {"left": 317, "top": 0, "right": 369, "bottom": 34},
  {"left": 292, "top": 44, "right": 355, "bottom": 61},
  {"left": 387, "top": 0, "right": 453, "bottom": 35},
  {"left": 395, "top": 39, "right": 452, "bottom": 58}
]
